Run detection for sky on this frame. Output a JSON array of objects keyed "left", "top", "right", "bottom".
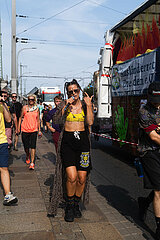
[{"left": 1, "top": 0, "right": 146, "bottom": 94}]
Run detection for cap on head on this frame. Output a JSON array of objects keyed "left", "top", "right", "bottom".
[{"left": 148, "top": 81, "right": 160, "bottom": 103}]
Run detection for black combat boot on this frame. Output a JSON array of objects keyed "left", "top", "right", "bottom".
[
  {"left": 74, "top": 195, "right": 82, "bottom": 218},
  {"left": 64, "top": 196, "right": 74, "bottom": 222}
]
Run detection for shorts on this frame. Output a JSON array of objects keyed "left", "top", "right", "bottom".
[
  {"left": 0, "top": 143, "right": 9, "bottom": 167},
  {"left": 52, "top": 131, "right": 60, "bottom": 152},
  {"left": 141, "top": 150, "right": 160, "bottom": 190},
  {"left": 61, "top": 131, "right": 92, "bottom": 172},
  {"left": 22, "top": 131, "right": 38, "bottom": 149}
]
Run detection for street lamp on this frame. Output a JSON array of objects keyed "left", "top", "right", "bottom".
[
  {"left": 19, "top": 69, "right": 32, "bottom": 101},
  {"left": 19, "top": 64, "right": 27, "bottom": 97},
  {"left": 16, "top": 47, "right": 37, "bottom": 95}
]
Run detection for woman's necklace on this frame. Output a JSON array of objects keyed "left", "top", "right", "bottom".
[
  {"left": 28, "top": 105, "right": 37, "bottom": 112},
  {"left": 70, "top": 104, "right": 82, "bottom": 119}
]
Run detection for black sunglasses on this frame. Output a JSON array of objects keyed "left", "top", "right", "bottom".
[
  {"left": 28, "top": 98, "right": 35, "bottom": 101},
  {"left": 12, "top": 96, "right": 17, "bottom": 98},
  {"left": 68, "top": 89, "right": 79, "bottom": 95}
]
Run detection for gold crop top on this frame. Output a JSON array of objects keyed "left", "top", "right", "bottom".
[{"left": 66, "top": 108, "right": 85, "bottom": 122}]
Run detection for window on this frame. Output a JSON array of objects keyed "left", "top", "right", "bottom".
[{"left": 43, "top": 93, "right": 59, "bottom": 102}]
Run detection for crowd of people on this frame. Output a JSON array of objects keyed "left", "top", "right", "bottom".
[
  {"left": 0, "top": 80, "right": 94, "bottom": 221},
  {"left": 1, "top": 80, "right": 160, "bottom": 239}
]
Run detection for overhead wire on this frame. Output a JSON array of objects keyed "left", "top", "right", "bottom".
[
  {"left": 53, "top": 64, "right": 97, "bottom": 76},
  {"left": 16, "top": 37, "right": 103, "bottom": 46},
  {"left": 16, "top": 15, "right": 108, "bottom": 25},
  {"left": 64, "top": 64, "right": 97, "bottom": 76},
  {"left": 18, "top": 41, "right": 101, "bottom": 47},
  {"left": 86, "top": 0, "right": 127, "bottom": 15},
  {"left": 17, "top": 0, "right": 86, "bottom": 35}
]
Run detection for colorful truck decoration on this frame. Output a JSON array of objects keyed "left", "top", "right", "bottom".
[{"left": 97, "top": 0, "right": 160, "bottom": 155}]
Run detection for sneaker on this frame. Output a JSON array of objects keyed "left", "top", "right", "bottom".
[
  {"left": 3, "top": 192, "right": 18, "bottom": 206},
  {"left": 138, "top": 197, "right": 149, "bottom": 222},
  {"left": 26, "top": 154, "right": 30, "bottom": 164},
  {"left": 29, "top": 163, "right": 35, "bottom": 170},
  {"left": 74, "top": 203, "right": 82, "bottom": 218},
  {"left": 64, "top": 203, "right": 74, "bottom": 222}
]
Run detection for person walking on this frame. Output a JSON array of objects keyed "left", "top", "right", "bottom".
[
  {"left": 48, "top": 104, "right": 52, "bottom": 111},
  {"left": 38, "top": 100, "right": 43, "bottom": 131},
  {"left": 46, "top": 95, "right": 62, "bottom": 152},
  {"left": 41, "top": 104, "right": 49, "bottom": 132},
  {"left": 48, "top": 79, "right": 94, "bottom": 222},
  {"left": 11, "top": 93, "right": 22, "bottom": 151},
  {"left": 1, "top": 90, "right": 17, "bottom": 150},
  {"left": 0, "top": 93, "right": 18, "bottom": 205},
  {"left": 18, "top": 94, "right": 41, "bottom": 170},
  {"left": 138, "top": 81, "right": 160, "bottom": 240}
]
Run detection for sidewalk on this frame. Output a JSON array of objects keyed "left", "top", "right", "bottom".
[{"left": 0, "top": 135, "right": 146, "bottom": 240}]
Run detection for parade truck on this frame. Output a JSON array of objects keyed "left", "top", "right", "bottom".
[
  {"left": 39, "top": 86, "right": 61, "bottom": 107},
  {"left": 97, "top": 0, "right": 160, "bottom": 155}
]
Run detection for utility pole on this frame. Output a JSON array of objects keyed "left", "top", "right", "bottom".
[
  {"left": 16, "top": 47, "right": 36, "bottom": 95},
  {"left": 11, "top": 0, "right": 17, "bottom": 93}
]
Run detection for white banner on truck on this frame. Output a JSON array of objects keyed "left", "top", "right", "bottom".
[{"left": 112, "top": 50, "right": 156, "bottom": 97}]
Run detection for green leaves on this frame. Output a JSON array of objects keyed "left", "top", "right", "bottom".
[{"left": 114, "top": 105, "right": 128, "bottom": 146}]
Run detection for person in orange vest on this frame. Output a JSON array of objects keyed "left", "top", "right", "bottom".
[{"left": 18, "top": 94, "right": 41, "bottom": 170}]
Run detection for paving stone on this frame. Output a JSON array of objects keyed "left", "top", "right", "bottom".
[
  {"left": 76, "top": 199, "right": 107, "bottom": 223},
  {"left": 104, "top": 215, "right": 118, "bottom": 224},
  {"left": 118, "top": 228, "right": 130, "bottom": 236},
  {"left": 0, "top": 231, "right": 55, "bottom": 240},
  {"left": 132, "top": 234, "right": 148, "bottom": 239},
  {"left": 126, "top": 226, "right": 143, "bottom": 234},
  {"left": 10, "top": 172, "right": 37, "bottom": 180},
  {"left": 55, "top": 234, "right": 68, "bottom": 240},
  {"left": 78, "top": 222, "right": 123, "bottom": 240},
  {"left": 113, "top": 222, "right": 126, "bottom": 230},
  {"left": 0, "top": 212, "right": 52, "bottom": 234},
  {"left": 123, "top": 236, "right": 137, "bottom": 240},
  {"left": 8, "top": 166, "right": 29, "bottom": 173},
  {"left": 52, "top": 222, "right": 62, "bottom": 235},
  {"left": 9, "top": 161, "right": 28, "bottom": 167},
  {"left": 0, "top": 198, "right": 46, "bottom": 214},
  {"left": 111, "top": 212, "right": 128, "bottom": 222},
  {"left": 10, "top": 179, "right": 39, "bottom": 188},
  {"left": 10, "top": 186, "right": 41, "bottom": 199},
  {"left": 71, "top": 223, "right": 82, "bottom": 233},
  {"left": 74, "top": 232, "right": 85, "bottom": 240},
  {"left": 121, "top": 221, "right": 135, "bottom": 228}
]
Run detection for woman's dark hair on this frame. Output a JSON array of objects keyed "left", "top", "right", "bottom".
[{"left": 64, "top": 79, "right": 81, "bottom": 98}]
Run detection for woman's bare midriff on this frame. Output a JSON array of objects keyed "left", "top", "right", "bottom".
[{"left": 65, "top": 121, "right": 85, "bottom": 132}]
